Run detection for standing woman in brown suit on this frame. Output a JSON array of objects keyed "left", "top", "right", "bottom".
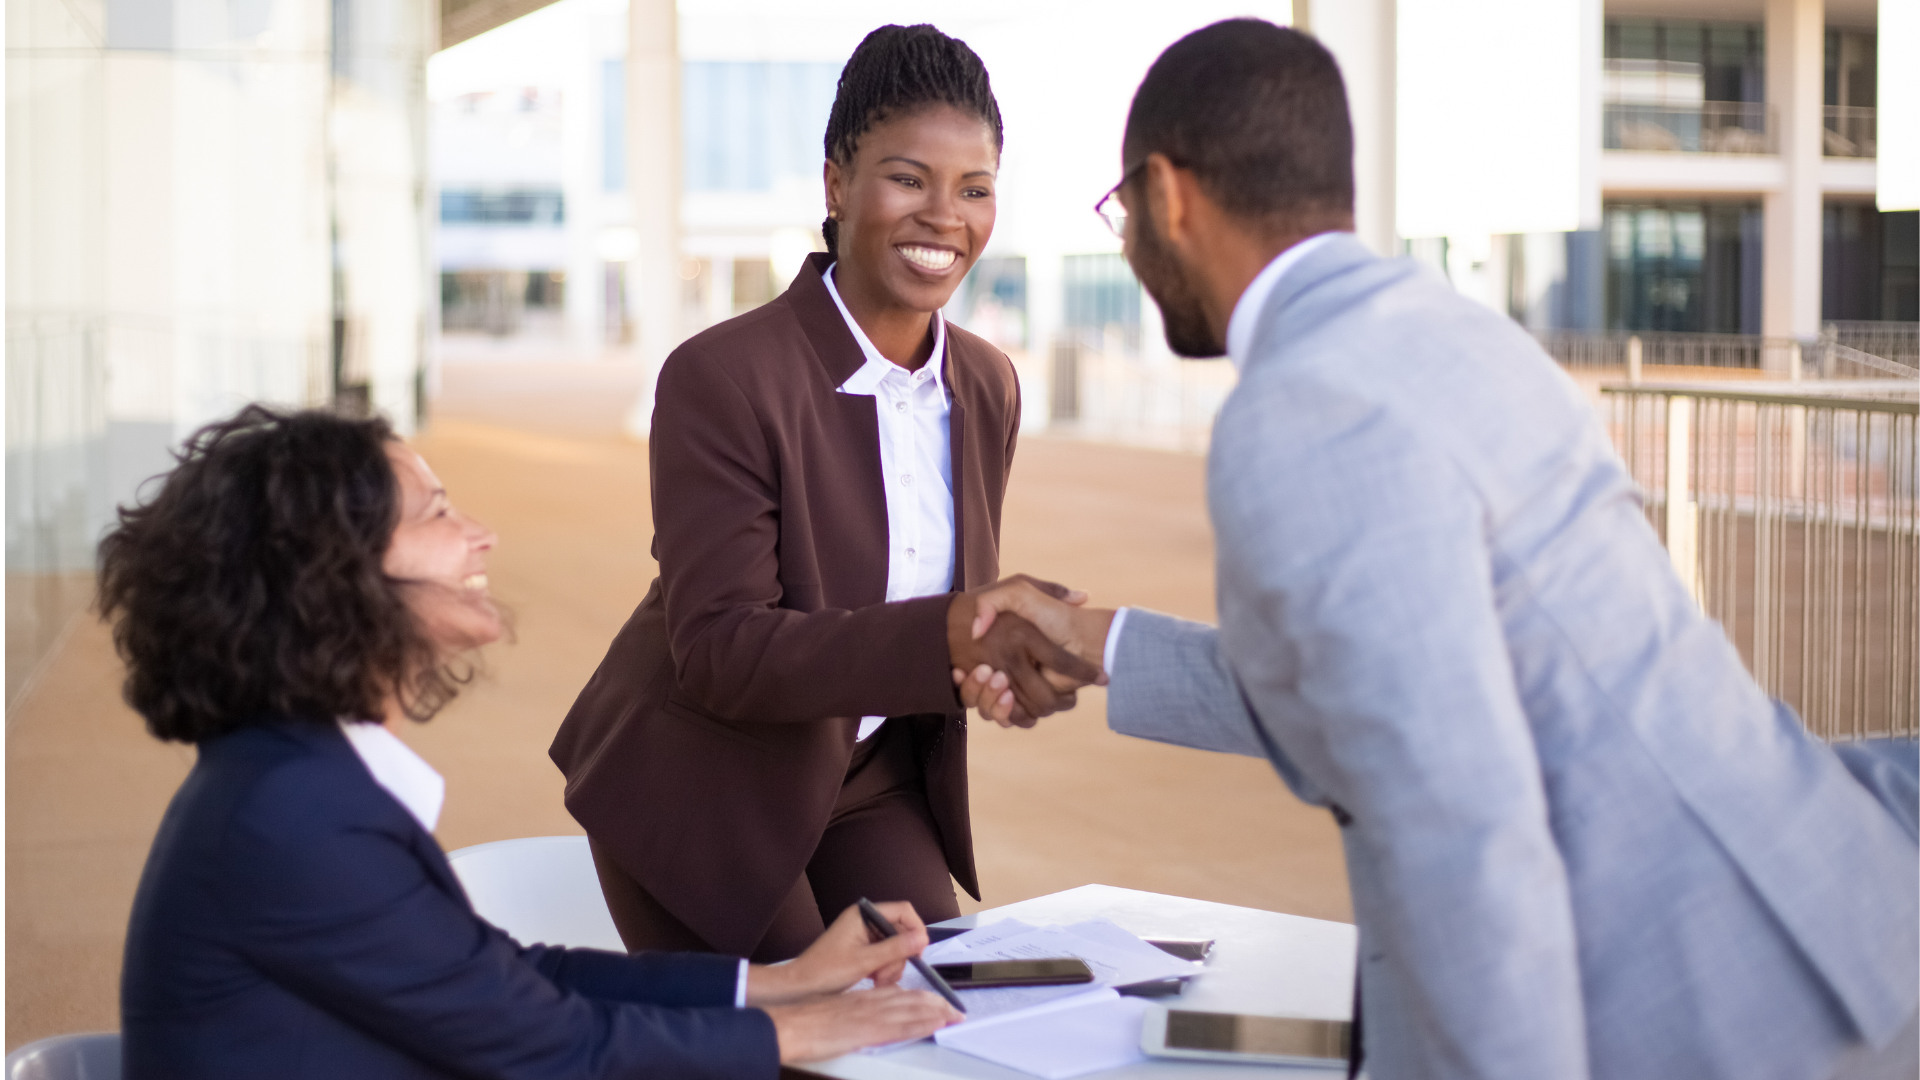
[{"left": 551, "top": 25, "right": 1098, "bottom": 964}]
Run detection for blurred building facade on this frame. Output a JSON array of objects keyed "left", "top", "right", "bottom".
[
  {"left": 1576, "top": 2, "right": 1911, "bottom": 339},
  {"left": 9, "top": 0, "right": 1915, "bottom": 701}
]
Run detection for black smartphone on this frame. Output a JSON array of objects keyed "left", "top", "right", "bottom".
[{"left": 930, "top": 958, "right": 1095, "bottom": 989}]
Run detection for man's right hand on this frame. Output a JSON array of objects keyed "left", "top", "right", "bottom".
[
  {"left": 948, "top": 579, "right": 1105, "bottom": 726},
  {"left": 952, "top": 575, "right": 1117, "bottom": 726},
  {"left": 764, "top": 987, "right": 961, "bottom": 1063}
]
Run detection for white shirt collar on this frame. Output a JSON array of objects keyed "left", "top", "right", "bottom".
[
  {"left": 824, "top": 262, "right": 948, "bottom": 398},
  {"left": 1225, "top": 232, "right": 1344, "bottom": 370},
  {"left": 338, "top": 720, "right": 445, "bottom": 833}
]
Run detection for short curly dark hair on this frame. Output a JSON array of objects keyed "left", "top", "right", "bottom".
[
  {"left": 96, "top": 405, "right": 466, "bottom": 743},
  {"left": 820, "top": 23, "right": 1002, "bottom": 257}
]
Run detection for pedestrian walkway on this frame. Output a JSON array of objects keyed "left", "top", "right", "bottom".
[{"left": 4, "top": 362, "right": 1348, "bottom": 1050}]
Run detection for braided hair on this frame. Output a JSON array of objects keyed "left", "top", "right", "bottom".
[{"left": 821, "top": 24, "right": 1003, "bottom": 257}]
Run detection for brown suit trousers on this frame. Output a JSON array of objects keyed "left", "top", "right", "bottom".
[{"left": 589, "top": 719, "right": 960, "bottom": 961}]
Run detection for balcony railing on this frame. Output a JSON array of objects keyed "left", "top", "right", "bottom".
[
  {"left": 1534, "top": 329, "right": 1920, "bottom": 381},
  {"left": 1533, "top": 330, "right": 1787, "bottom": 371},
  {"left": 1824, "top": 106, "right": 1876, "bottom": 158},
  {"left": 1604, "top": 380, "right": 1919, "bottom": 740},
  {"left": 1828, "top": 322, "right": 1917, "bottom": 369},
  {"left": 1604, "top": 101, "right": 1773, "bottom": 154}
]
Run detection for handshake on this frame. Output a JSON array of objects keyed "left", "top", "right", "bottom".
[{"left": 944, "top": 575, "right": 1116, "bottom": 728}]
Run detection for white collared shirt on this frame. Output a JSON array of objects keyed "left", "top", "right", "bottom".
[
  {"left": 823, "top": 264, "right": 957, "bottom": 742},
  {"left": 1102, "top": 233, "right": 1345, "bottom": 672},
  {"left": 339, "top": 719, "right": 446, "bottom": 833},
  {"left": 338, "top": 720, "right": 751, "bottom": 1004}
]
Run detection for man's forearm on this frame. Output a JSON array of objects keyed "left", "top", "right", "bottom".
[{"left": 1105, "top": 609, "right": 1270, "bottom": 759}]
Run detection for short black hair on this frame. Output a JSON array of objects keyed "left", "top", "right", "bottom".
[
  {"left": 821, "top": 23, "right": 1003, "bottom": 256},
  {"left": 1123, "top": 19, "right": 1353, "bottom": 234},
  {"left": 96, "top": 405, "right": 465, "bottom": 743}
]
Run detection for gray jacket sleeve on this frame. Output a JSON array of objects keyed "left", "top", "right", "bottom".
[
  {"left": 1107, "top": 609, "right": 1266, "bottom": 757},
  {"left": 1106, "top": 609, "right": 1326, "bottom": 806}
]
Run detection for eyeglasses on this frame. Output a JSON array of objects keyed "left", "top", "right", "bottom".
[{"left": 1094, "top": 161, "right": 1147, "bottom": 238}]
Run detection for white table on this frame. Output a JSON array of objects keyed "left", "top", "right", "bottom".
[{"left": 790, "top": 884, "right": 1357, "bottom": 1080}]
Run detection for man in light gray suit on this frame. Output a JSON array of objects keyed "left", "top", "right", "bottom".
[{"left": 956, "top": 20, "right": 1917, "bottom": 1080}]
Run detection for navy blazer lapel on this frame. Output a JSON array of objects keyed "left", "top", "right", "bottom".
[{"left": 290, "top": 719, "right": 470, "bottom": 902}]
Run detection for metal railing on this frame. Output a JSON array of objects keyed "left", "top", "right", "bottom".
[
  {"left": 1533, "top": 330, "right": 1792, "bottom": 371},
  {"left": 1823, "top": 106, "right": 1876, "bottom": 158},
  {"left": 1603, "top": 380, "right": 1919, "bottom": 740},
  {"left": 1535, "top": 329, "right": 1920, "bottom": 382},
  {"left": 1604, "top": 101, "right": 1773, "bottom": 155},
  {"left": 1828, "top": 321, "right": 1919, "bottom": 369}
]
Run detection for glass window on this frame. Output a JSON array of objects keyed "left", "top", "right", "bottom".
[
  {"left": 439, "top": 189, "right": 564, "bottom": 225},
  {"left": 1063, "top": 253, "right": 1141, "bottom": 352},
  {"left": 951, "top": 257, "right": 1028, "bottom": 351},
  {"left": 1605, "top": 18, "right": 1763, "bottom": 103},
  {"left": 1605, "top": 201, "right": 1760, "bottom": 333},
  {"left": 1824, "top": 206, "right": 1918, "bottom": 322},
  {"left": 682, "top": 61, "right": 840, "bottom": 193}
]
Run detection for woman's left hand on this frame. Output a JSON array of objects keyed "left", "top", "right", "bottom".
[{"left": 745, "top": 901, "right": 930, "bottom": 1006}]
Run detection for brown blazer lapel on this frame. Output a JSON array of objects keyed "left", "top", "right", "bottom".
[
  {"left": 790, "top": 253, "right": 866, "bottom": 387},
  {"left": 946, "top": 337, "right": 970, "bottom": 591},
  {"left": 793, "top": 252, "right": 891, "bottom": 607}
]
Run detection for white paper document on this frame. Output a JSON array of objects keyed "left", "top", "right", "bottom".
[
  {"left": 876, "top": 918, "right": 1204, "bottom": 1077},
  {"left": 932, "top": 990, "right": 1153, "bottom": 1079}
]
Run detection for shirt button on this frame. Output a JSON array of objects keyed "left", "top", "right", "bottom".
[
  {"left": 902, "top": 474, "right": 914, "bottom": 484},
  {"left": 907, "top": 547, "right": 917, "bottom": 559},
  {"left": 895, "top": 401, "right": 907, "bottom": 413}
]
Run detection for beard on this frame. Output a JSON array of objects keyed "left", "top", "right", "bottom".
[{"left": 1126, "top": 199, "right": 1226, "bottom": 359}]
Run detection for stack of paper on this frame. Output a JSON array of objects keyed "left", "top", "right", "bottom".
[
  {"left": 933, "top": 991, "right": 1152, "bottom": 1079},
  {"left": 882, "top": 919, "right": 1203, "bottom": 1078}
]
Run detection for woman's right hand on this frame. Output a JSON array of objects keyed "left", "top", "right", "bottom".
[
  {"left": 747, "top": 902, "right": 929, "bottom": 1005},
  {"left": 764, "top": 987, "right": 962, "bottom": 1063}
]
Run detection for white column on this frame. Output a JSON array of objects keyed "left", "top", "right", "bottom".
[
  {"left": 1882, "top": 0, "right": 1920, "bottom": 211},
  {"left": 1762, "top": 0, "right": 1824, "bottom": 365},
  {"left": 1026, "top": 250, "right": 1064, "bottom": 429},
  {"left": 1664, "top": 394, "right": 1699, "bottom": 602},
  {"left": 561, "top": 3, "right": 602, "bottom": 356},
  {"left": 622, "top": 0, "right": 681, "bottom": 437},
  {"left": 1299, "top": 0, "right": 1395, "bottom": 256}
]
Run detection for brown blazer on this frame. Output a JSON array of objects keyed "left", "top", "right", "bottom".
[{"left": 550, "top": 253, "right": 1020, "bottom": 957}]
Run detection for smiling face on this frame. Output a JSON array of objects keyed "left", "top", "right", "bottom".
[
  {"left": 825, "top": 103, "right": 999, "bottom": 315},
  {"left": 381, "top": 443, "right": 502, "bottom": 656}
]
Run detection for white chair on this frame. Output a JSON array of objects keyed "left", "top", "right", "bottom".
[
  {"left": 4, "top": 1033, "right": 120, "bottom": 1080},
  {"left": 446, "top": 835, "right": 627, "bottom": 952}
]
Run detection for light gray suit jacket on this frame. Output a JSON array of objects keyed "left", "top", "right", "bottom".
[{"left": 1109, "top": 235, "right": 1918, "bottom": 1080}]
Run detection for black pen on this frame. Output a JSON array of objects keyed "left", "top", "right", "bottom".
[{"left": 856, "top": 897, "right": 967, "bottom": 1014}]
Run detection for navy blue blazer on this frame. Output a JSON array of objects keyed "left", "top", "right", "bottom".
[{"left": 122, "top": 718, "right": 780, "bottom": 1079}]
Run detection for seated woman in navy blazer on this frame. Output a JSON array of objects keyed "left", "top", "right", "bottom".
[{"left": 106, "top": 405, "right": 960, "bottom": 1079}]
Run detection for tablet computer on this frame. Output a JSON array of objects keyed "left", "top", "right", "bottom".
[{"left": 1140, "top": 1006, "right": 1349, "bottom": 1069}]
